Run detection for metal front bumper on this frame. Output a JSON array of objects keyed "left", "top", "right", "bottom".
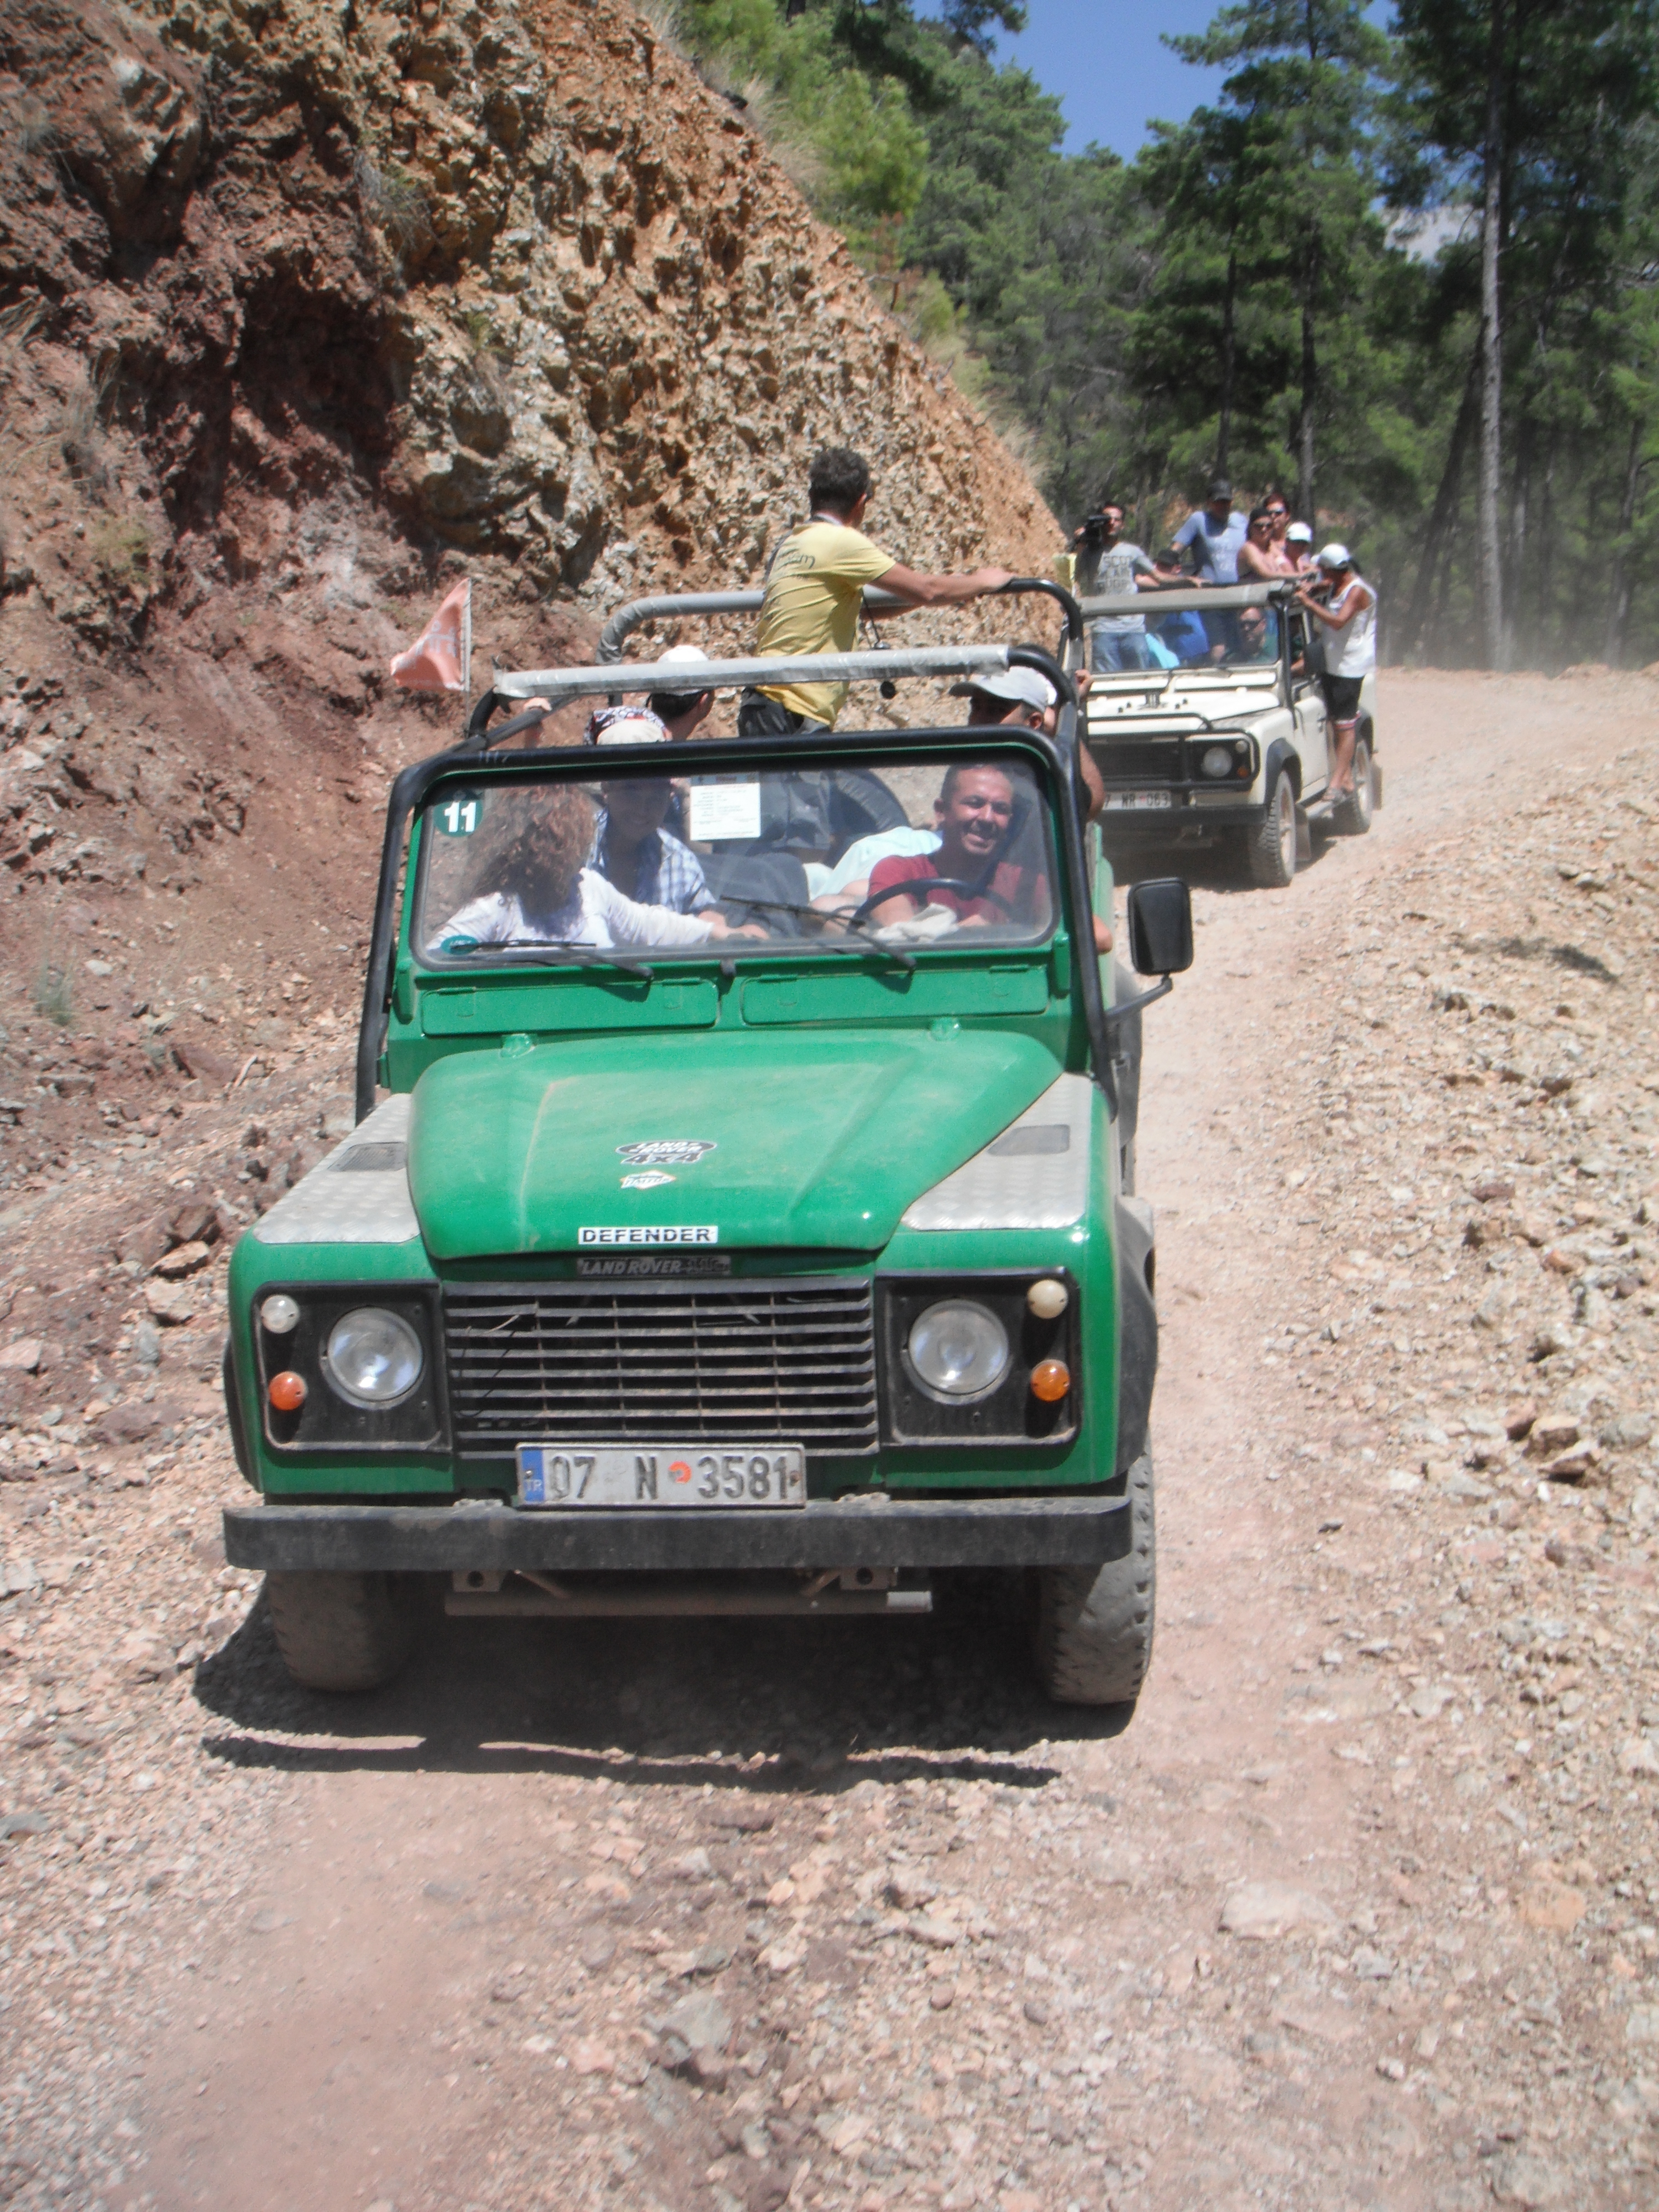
[
  {"left": 224, "top": 1495, "right": 1130, "bottom": 1575},
  {"left": 1100, "top": 796, "right": 1265, "bottom": 832}
]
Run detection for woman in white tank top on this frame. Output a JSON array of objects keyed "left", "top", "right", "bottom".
[{"left": 1297, "top": 544, "right": 1376, "bottom": 802}]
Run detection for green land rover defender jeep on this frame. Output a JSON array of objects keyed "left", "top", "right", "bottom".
[{"left": 220, "top": 597, "right": 1191, "bottom": 1709}]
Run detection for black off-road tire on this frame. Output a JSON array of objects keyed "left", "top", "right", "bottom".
[
  {"left": 1331, "top": 731, "right": 1375, "bottom": 836},
  {"left": 1246, "top": 771, "right": 1298, "bottom": 888},
  {"left": 1029, "top": 1448, "right": 1156, "bottom": 1707},
  {"left": 265, "top": 1570, "right": 416, "bottom": 1693}
]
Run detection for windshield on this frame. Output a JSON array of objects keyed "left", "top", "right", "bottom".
[
  {"left": 414, "top": 748, "right": 1057, "bottom": 964},
  {"left": 1126, "top": 603, "right": 1282, "bottom": 673}
]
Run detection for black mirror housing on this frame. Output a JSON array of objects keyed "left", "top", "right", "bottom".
[{"left": 1127, "top": 878, "right": 1193, "bottom": 976}]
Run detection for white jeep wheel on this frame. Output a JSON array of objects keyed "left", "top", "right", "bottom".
[
  {"left": 1332, "top": 733, "right": 1375, "bottom": 836},
  {"left": 1246, "top": 772, "right": 1297, "bottom": 888}
]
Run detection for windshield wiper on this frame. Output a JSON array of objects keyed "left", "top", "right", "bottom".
[
  {"left": 716, "top": 898, "right": 917, "bottom": 972},
  {"left": 442, "top": 937, "right": 655, "bottom": 981}
]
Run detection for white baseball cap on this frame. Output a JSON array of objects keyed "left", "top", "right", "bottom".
[
  {"left": 947, "top": 667, "right": 1056, "bottom": 711},
  {"left": 1285, "top": 521, "right": 1313, "bottom": 543},
  {"left": 583, "top": 705, "right": 672, "bottom": 745},
  {"left": 1316, "top": 541, "right": 1353, "bottom": 569},
  {"left": 656, "top": 644, "right": 711, "bottom": 672}
]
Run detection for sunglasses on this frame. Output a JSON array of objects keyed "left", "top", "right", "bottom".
[{"left": 1265, "top": 507, "right": 1287, "bottom": 518}]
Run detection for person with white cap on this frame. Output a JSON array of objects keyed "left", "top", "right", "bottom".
[
  {"left": 1296, "top": 544, "right": 1375, "bottom": 803},
  {"left": 823, "top": 664, "right": 1113, "bottom": 950},
  {"left": 576, "top": 685, "right": 723, "bottom": 915},
  {"left": 1284, "top": 521, "right": 1316, "bottom": 575},
  {"left": 952, "top": 665, "right": 1053, "bottom": 728},
  {"left": 645, "top": 642, "right": 717, "bottom": 740}
]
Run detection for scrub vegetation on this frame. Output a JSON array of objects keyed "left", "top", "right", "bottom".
[{"left": 677, "top": 0, "right": 1659, "bottom": 669}]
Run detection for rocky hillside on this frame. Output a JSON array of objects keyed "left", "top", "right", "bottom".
[{"left": 0, "top": 0, "right": 1059, "bottom": 1130}]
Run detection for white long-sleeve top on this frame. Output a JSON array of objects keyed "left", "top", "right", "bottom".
[{"left": 435, "top": 868, "right": 716, "bottom": 951}]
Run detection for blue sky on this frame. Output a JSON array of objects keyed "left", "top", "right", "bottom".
[{"left": 918, "top": 0, "right": 1230, "bottom": 157}]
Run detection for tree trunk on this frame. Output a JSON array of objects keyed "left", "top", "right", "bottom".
[
  {"left": 1216, "top": 248, "right": 1237, "bottom": 476},
  {"left": 1404, "top": 346, "right": 1481, "bottom": 659},
  {"left": 1296, "top": 236, "right": 1319, "bottom": 527},
  {"left": 1477, "top": 0, "right": 1506, "bottom": 669},
  {"left": 1604, "top": 419, "right": 1644, "bottom": 666},
  {"left": 1506, "top": 413, "right": 1531, "bottom": 664},
  {"left": 1533, "top": 434, "right": 1557, "bottom": 654}
]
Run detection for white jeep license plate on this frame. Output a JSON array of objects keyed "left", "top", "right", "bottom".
[
  {"left": 1104, "top": 790, "right": 1173, "bottom": 810},
  {"left": 517, "top": 1444, "right": 807, "bottom": 1509}
]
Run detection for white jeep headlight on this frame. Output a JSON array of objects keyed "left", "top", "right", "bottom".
[
  {"left": 907, "top": 1300, "right": 1010, "bottom": 1399},
  {"left": 1200, "top": 743, "right": 1233, "bottom": 779},
  {"left": 324, "top": 1308, "right": 424, "bottom": 1407}
]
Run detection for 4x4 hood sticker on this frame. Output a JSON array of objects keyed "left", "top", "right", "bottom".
[{"left": 616, "top": 1139, "right": 716, "bottom": 1166}]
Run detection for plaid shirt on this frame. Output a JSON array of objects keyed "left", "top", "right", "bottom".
[{"left": 589, "top": 813, "right": 714, "bottom": 914}]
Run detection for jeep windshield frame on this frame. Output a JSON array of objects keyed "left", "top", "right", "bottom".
[
  {"left": 409, "top": 739, "right": 1064, "bottom": 971},
  {"left": 355, "top": 638, "right": 1108, "bottom": 1121},
  {"left": 1080, "top": 580, "right": 1302, "bottom": 722}
]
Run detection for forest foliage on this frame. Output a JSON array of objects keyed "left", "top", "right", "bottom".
[{"left": 677, "top": 0, "right": 1659, "bottom": 667}]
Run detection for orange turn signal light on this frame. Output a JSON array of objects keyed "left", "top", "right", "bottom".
[
  {"left": 268, "top": 1371, "right": 307, "bottom": 1412},
  {"left": 1030, "top": 1359, "right": 1070, "bottom": 1404}
]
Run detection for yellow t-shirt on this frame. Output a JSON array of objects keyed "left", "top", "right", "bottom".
[{"left": 755, "top": 520, "right": 896, "bottom": 726}]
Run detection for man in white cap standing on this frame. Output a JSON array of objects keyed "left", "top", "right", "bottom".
[{"left": 1296, "top": 545, "right": 1375, "bottom": 804}]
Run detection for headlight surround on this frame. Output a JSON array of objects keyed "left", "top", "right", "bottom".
[
  {"left": 1200, "top": 743, "right": 1234, "bottom": 779},
  {"left": 906, "top": 1299, "right": 1011, "bottom": 1401},
  {"left": 324, "top": 1307, "right": 425, "bottom": 1407}
]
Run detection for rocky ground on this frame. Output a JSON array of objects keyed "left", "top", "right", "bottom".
[{"left": 0, "top": 666, "right": 1656, "bottom": 2212}]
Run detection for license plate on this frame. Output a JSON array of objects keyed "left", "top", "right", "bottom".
[
  {"left": 517, "top": 1443, "right": 807, "bottom": 1509},
  {"left": 1104, "top": 790, "right": 1173, "bottom": 810}
]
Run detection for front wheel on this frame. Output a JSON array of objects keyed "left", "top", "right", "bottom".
[
  {"left": 265, "top": 1570, "right": 417, "bottom": 1692},
  {"left": 1028, "top": 1449, "right": 1156, "bottom": 1708},
  {"left": 1246, "top": 772, "right": 1298, "bottom": 888},
  {"left": 1331, "top": 732, "right": 1375, "bottom": 836}
]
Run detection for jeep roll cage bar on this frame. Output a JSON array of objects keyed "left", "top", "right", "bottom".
[
  {"left": 1077, "top": 580, "right": 1292, "bottom": 619},
  {"left": 469, "top": 576, "right": 1086, "bottom": 740}
]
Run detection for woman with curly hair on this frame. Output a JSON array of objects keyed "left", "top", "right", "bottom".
[{"left": 434, "top": 781, "right": 748, "bottom": 950}]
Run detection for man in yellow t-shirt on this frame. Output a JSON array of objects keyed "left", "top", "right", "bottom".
[{"left": 740, "top": 447, "right": 1015, "bottom": 735}]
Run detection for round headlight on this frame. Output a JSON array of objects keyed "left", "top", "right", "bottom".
[
  {"left": 1200, "top": 743, "right": 1233, "bottom": 779},
  {"left": 260, "top": 1292, "right": 300, "bottom": 1335},
  {"left": 324, "top": 1308, "right": 424, "bottom": 1407},
  {"left": 907, "top": 1300, "right": 1010, "bottom": 1400}
]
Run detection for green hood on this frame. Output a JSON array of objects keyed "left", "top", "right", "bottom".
[{"left": 406, "top": 1029, "right": 1062, "bottom": 1259}]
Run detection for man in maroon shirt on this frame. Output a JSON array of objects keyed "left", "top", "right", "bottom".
[{"left": 866, "top": 763, "right": 1044, "bottom": 928}]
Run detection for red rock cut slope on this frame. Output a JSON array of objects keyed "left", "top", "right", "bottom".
[{"left": 0, "top": 0, "right": 1060, "bottom": 1214}]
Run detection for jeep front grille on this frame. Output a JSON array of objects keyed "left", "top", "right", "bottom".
[
  {"left": 1094, "top": 739, "right": 1183, "bottom": 783},
  {"left": 442, "top": 1279, "right": 879, "bottom": 1457}
]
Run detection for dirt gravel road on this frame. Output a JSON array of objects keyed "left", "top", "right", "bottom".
[{"left": 3, "top": 671, "right": 1657, "bottom": 2212}]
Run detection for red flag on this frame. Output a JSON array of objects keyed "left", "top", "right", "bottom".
[{"left": 390, "top": 578, "right": 471, "bottom": 692}]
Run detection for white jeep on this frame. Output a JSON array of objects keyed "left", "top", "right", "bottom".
[{"left": 1076, "top": 581, "right": 1379, "bottom": 887}]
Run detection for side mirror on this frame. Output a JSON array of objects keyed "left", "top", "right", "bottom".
[{"left": 1127, "top": 878, "right": 1193, "bottom": 976}]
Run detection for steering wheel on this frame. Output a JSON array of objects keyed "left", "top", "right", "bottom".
[{"left": 847, "top": 877, "right": 1017, "bottom": 928}]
